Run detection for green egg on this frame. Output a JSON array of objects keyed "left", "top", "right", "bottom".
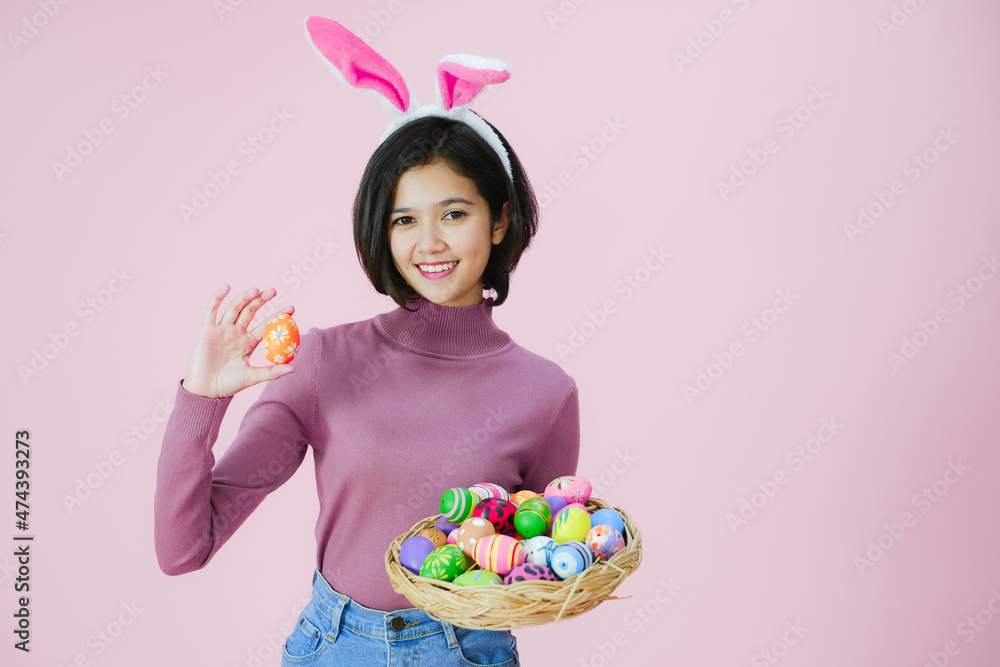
[
  {"left": 453, "top": 570, "right": 503, "bottom": 586},
  {"left": 514, "top": 498, "right": 552, "bottom": 539},
  {"left": 419, "top": 545, "right": 466, "bottom": 582}
]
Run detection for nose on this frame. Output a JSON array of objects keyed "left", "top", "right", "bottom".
[{"left": 415, "top": 220, "right": 446, "bottom": 256}]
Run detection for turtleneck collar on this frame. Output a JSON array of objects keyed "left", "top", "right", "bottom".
[{"left": 375, "top": 295, "right": 513, "bottom": 357}]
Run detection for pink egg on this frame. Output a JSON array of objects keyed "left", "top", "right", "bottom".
[
  {"left": 545, "top": 476, "right": 593, "bottom": 504},
  {"left": 446, "top": 528, "right": 459, "bottom": 545},
  {"left": 503, "top": 562, "right": 559, "bottom": 585},
  {"left": 469, "top": 482, "right": 510, "bottom": 502},
  {"left": 472, "top": 534, "right": 525, "bottom": 576}
]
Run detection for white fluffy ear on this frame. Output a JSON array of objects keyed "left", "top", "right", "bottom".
[
  {"left": 435, "top": 55, "right": 511, "bottom": 111},
  {"left": 305, "top": 16, "right": 411, "bottom": 113}
]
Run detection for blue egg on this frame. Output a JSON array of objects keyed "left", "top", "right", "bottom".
[
  {"left": 550, "top": 541, "right": 593, "bottom": 579},
  {"left": 590, "top": 508, "right": 626, "bottom": 537}
]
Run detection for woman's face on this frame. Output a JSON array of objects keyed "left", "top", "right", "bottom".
[{"left": 388, "top": 159, "right": 508, "bottom": 307}]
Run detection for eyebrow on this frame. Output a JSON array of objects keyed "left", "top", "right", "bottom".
[{"left": 391, "top": 198, "right": 476, "bottom": 214}]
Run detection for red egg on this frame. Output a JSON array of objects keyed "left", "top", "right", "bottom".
[{"left": 473, "top": 499, "right": 517, "bottom": 535}]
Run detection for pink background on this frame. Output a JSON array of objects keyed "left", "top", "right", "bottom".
[{"left": 4, "top": 0, "right": 1000, "bottom": 665}]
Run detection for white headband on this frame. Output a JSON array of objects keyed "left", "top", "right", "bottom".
[{"left": 305, "top": 17, "right": 514, "bottom": 182}]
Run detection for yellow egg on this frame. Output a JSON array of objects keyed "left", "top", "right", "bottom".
[{"left": 262, "top": 314, "right": 299, "bottom": 364}]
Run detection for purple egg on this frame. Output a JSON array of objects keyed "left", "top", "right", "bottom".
[
  {"left": 399, "top": 535, "right": 435, "bottom": 574},
  {"left": 435, "top": 517, "right": 461, "bottom": 534},
  {"left": 546, "top": 496, "right": 569, "bottom": 516}
]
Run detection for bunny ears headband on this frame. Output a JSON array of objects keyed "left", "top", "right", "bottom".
[{"left": 304, "top": 16, "right": 514, "bottom": 181}]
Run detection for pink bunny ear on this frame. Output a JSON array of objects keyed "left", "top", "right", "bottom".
[
  {"left": 305, "top": 16, "right": 410, "bottom": 113},
  {"left": 436, "top": 55, "right": 512, "bottom": 111}
]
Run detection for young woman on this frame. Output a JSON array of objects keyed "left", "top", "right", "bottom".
[{"left": 154, "top": 19, "right": 580, "bottom": 667}]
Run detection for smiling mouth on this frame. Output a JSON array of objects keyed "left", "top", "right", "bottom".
[{"left": 416, "top": 261, "right": 458, "bottom": 273}]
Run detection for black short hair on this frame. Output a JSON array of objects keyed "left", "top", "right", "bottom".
[{"left": 353, "top": 114, "right": 537, "bottom": 310}]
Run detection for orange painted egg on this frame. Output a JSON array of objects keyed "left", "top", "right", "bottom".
[
  {"left": 418, "top": 528, "right": 447, "bottom": 548},
  {"left": 262, "top": 314, "right": 299, "bottom": 364},
  {"left": 510, "top": 489, "right": 542, "bottom": 506}
]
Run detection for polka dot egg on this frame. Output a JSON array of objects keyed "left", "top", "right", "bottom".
[{"left": 456, "top": 517, "right": 495, "bottom": 557}]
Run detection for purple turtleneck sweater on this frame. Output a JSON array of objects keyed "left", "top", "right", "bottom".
[{"left": 154, "top": 295, "right": 580, "bottom": 610}]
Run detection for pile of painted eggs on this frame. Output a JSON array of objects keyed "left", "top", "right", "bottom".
[{"left": 397, "top": 476, "right": 629, "bottom": 587}]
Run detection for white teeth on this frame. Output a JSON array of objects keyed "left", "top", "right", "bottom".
[{"left": 418, "top": 261, "right": 457, "bottom": 273}]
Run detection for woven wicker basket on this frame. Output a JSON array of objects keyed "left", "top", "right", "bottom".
[{"left": 384, "top": 498, "right": 642, "bottom": 630}]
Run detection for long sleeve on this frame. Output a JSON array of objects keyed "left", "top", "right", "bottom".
[
  {"left": 520, "top": 380, "right": 580, "bottom": 493},
  {"left": 153, "top": 328, "right": 319, "bottom": 575}
]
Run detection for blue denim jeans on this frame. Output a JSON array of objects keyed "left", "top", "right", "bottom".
[{"left": 281, "top": 569, "right": 519, "bottom": 666}]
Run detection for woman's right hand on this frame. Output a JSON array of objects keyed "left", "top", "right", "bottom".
[{"left": 181, "top": 284, "right": 296, "bottom": 399}]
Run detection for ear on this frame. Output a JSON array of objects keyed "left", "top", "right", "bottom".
[
  {"left": 436, "top": 55, "right": 512, "bottom": 111},
  {"left": 305, "top": 16, "right": 411, "bottom": 113},
  {"left": 492, "top": 201, "right": 510, "bottom": 245}
]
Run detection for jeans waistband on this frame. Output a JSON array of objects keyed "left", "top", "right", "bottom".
[{"left": 309, "top": 568, "right": 459, "bottom": 646}]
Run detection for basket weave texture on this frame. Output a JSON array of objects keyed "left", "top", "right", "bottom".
[{"left": 384, "top": 497, "right": 642, "bottom": 630}]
